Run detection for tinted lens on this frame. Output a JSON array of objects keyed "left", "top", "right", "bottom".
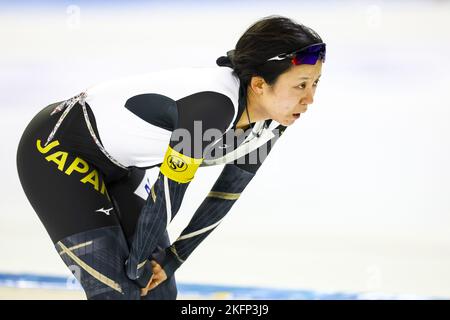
[
  {"left": 292, "top": 53, "right": 320, "bottom": 65},
  {"left": 292, "top": 43, "right": 326, "bottom": 65}
]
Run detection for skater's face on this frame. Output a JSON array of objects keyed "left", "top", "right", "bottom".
[{"left": 249, "top": 59, "right": 322, "bottom": 126}]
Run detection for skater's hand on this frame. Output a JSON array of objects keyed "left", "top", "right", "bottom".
[{"left": 140, "top": 260, "right": 167, "bottom": 296}]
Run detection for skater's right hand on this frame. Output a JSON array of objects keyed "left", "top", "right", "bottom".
[{"left": 140, "top": 260, "right": 167, "bottom": 296}]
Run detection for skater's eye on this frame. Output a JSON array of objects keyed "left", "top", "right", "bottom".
[
  {"left": 297, "top": 78, "right": 320, "bottom": 89},
  {"left": 296, "top": 82, "right": 307, "bottom": 89}
]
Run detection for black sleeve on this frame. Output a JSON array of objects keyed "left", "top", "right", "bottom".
[
  {"left": 234, "top": 124, "right": 287, "bottom": 174},
  {"left": 125, "top": 91, "right": 235, "bottom": 287},
  {"left": 170, "top": 91, "right": 235, "bottom": 159},
  {"left": 152, "top": 124, "right": 288, "bottom": 277}
]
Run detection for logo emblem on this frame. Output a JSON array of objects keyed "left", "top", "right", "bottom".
[
  {"left": 144, "top": 177, "right": 151, "bottom": 195},
  {"left": 95, "top": 207, "right": 113, "bottom": 216},
  {"left": 167, "top": 155, "right": 187, "bottom": 172}
]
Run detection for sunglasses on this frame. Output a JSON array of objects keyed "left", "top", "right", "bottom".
[{"left": 266, "top": 43, "right": 326, "bottom": 65}]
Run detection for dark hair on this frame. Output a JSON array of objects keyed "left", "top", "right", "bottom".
[{"left": 216, "top": 15, "right": 323, "bottom": 107}]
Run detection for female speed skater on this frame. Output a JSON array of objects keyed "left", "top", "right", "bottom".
[{"left": 16, "top": 15, "right": 325, "bottom": 299}]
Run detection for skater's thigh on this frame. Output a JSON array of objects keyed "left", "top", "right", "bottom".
[{"left": 17, "top": 121, "right": 141, "bottom": 299}]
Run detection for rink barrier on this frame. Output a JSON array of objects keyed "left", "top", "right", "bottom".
[{"left": 0, "top": 272, "right": 442, "bottom": 299}]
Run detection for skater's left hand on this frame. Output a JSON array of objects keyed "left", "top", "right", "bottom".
[{"left": 140, "top": 260, "right": 167, "bottom": 296}]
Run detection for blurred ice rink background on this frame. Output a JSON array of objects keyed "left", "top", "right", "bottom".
[{"left": 1, "top": 0, "right": 450, "bottom": 299}]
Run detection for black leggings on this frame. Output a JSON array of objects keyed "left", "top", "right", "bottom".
[{"left": 16, "top": 102, "right": 177, "bottom": 300}]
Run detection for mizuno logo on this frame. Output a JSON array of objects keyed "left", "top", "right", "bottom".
[{"left": 95, "top": 207, "right": 113, "bottom": 216}]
